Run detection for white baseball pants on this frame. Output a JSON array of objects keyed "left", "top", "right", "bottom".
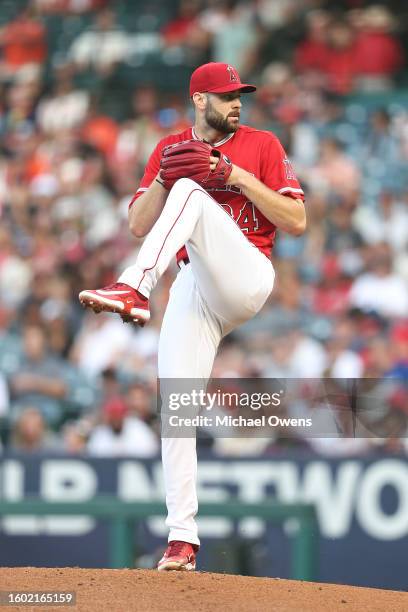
[{"left": 119, "top": 177, "right": 275, "bottom": 545}]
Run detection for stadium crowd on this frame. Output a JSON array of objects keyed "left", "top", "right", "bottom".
[{"left": 0, "top": 0, "right": 407, "bottom": 457}]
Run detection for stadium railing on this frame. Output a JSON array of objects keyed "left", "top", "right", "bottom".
[{"left": 0, "top": 498, "right": 318, "bottom": 580}]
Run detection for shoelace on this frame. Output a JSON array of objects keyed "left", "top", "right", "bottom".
[
  {"left": 100, "top": 282, "right": 148, "bottom": 305},
  {"left": 103, "top": 282, "right": 128, "bottom": 291}
]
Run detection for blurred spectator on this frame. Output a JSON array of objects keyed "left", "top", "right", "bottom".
[
  {"left": 353, "top": 190, "right": 408, "bottom": 252},
  {"left": 212, "top": 340, "right": 254, "bottom": 377},
  {"left": 87, "top": 396, "right": 158, "bottom": 457},
  {"left": 99, "top": 367, "right": 122, "bottom": 400},
  {"left": 62, "top": 417, "right": 91, "bottom": 454},
  {"left": 8, "top": 325, "right": 68, "bottom": 426},
  {"left": 37, "top": 61, "right": 89, "bottom": 134},
  {"left": 258, "top": 62, "right": 303, "bottom": 126},
  {"left": 70, "top": 313, "right": 134, "bottom": 378},
  {"left": 255, "top": 0, "right": 299, "bottom": 31},
  {"left": 309, "top": 138, "right": 361, "bottom": 197},
  {"left": 2, "top": 68, "right": 42, "bottom": 151},
  {"left": 9, "top": 406, "right": 58, "bottom": 453},
  {"left": 161, "top": 0, "right": 209, "bottom": 66},
  {"left": 114, "top": 86, "right": 163, "bottom": 174},
  {"left": 294, "top": 10, "right": 331, "bottom": 74},
  {"left": 353, "top": 6, "right": 404, "bottom": 91},
  {"left": 320, "top": 21, "right": 357, "bottom": 94},
  {"left": 324, "top": 319, "right": 364, "bottom": 378},
  {"left": 364, "top": 109, "right": 400, "bottom": 164},
  {"left": 78, "top": 148, "right": 119, "bottom": 248},
  {"left": 161, "top": 0, "right": 202, "bottom": 49},
  {"left": 69, "top": 8, "right": 129, "bottom": 76},
  {"left": 362, "top": 336, "right": 396, "bottom": 377},
  {"left": 81, "top": 96, "right": 119, "bottom": 158},
  {"left": 201, "top": 0, "right": 258, "bottom": 76},
  {"left": 18, "top": 273, "right": 61, "bottom": 327},
  {"left": 349, "top": 244, "right": 408, "bottom": 318},
  {"left": 0, "top": 227, "right": 33, "bottom": 309},
  {"left": 126, "top": 379, "right": 156, "bottom": 425},
  {"left": 388, "top": 323, "right": 408, "bottom": 379},
  {"left": 285, "top": 329, "right": 328, "bottom": 378},
  {"left": 325, "top": 200, "right": 363, "bottom": 255},
  {"left": 0, "top": 371, "right": 9, "bottom": 417},
  {"left": 311, "top": 255, "right": 353, "bottom": 317},
  {"left": 0, "top": 4, "right": 46, "bottom": 76}
]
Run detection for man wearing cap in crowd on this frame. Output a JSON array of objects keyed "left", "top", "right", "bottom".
[{"left": 79, "top": 62, "right": 306, "bottom": 570}]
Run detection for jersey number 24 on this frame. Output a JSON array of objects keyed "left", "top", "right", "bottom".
[{"left": 222, "top": 201, "right": 259, "bottom": 233}]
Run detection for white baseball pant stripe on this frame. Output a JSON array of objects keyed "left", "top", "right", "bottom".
[{"left": 119, "top": 177, "right": 275, "bottom": 545}]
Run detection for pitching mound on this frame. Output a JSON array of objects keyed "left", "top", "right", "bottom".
[{"left": 0, "top": 568, "right": 406, "bottom": 612}]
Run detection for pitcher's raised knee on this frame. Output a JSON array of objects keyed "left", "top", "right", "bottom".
[{"left": 171, "top": 177, "right": 203, "bottom": 194}]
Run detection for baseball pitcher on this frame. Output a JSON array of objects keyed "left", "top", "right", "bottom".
[{"left": 79, "top": 62, "right": 306, "bottom": 571}]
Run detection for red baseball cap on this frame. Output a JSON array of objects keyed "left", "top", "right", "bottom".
[
  {"left": 102, "top": 396, "right": 128, "bottom": 420},
  {"left": 189, "top": 62, "right": 256, "bottom": 97}
]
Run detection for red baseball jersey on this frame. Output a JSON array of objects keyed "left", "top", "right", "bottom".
[{"left": 130, "top": 125, "right": 304, "bottom": 261}]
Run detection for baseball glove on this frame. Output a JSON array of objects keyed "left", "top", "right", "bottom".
[{"left": 159, "top": 139, "right": 233, "bottom": 190}]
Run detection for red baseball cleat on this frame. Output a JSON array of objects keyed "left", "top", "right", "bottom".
[
  {"left": 78, "top": 282, "right": 150, "bottom": 326},
  {"left": 157, "top": 541, "right": 199, "bottom": 572}
]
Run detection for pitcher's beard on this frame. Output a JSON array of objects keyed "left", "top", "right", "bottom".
[{"left": 205, "top": 104, "right": 239, "bottom": 134}]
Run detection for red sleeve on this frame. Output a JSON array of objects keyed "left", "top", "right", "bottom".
[
  {"left": 260, "top": 135, "right": 305, "bottom": 201},
  {"left": 128, "top": 139, "right": 163, "bottom": 209}
]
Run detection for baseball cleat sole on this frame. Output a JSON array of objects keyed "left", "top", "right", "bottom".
[
  {"left": 157, "top": 561, "right": 196, "bottom": 572},
  {"left": 78, "top": 292, "right": 150, "bottom": 326}
]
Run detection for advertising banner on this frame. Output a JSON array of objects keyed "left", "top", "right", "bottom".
[{"left": 0, "top": 453, "right": 407, "bottom": 590}]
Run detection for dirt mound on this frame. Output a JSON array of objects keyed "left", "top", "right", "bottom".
[{"left": 0, "top": 568, "right": 406, "bottom": 612}]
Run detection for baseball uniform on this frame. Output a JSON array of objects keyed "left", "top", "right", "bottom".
[
  {"left": 117, "top": 124, "right": 304, "bottom": 546},
  {"left": 79, "top": 63, "right": 305, "bottom": 560}
]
